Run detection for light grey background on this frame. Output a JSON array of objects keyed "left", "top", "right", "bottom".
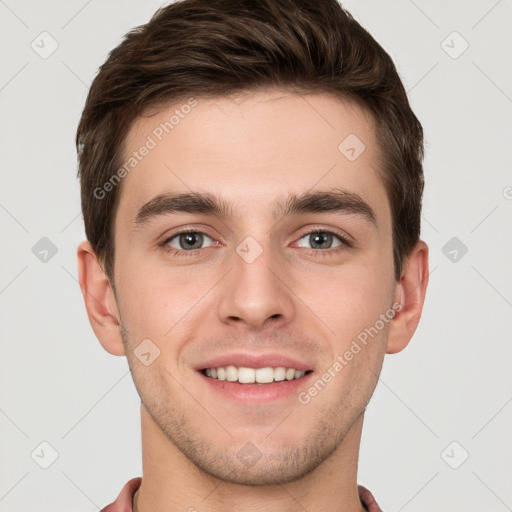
[{"left": 1, "top": 0, "right": 511, "bottom": 510}]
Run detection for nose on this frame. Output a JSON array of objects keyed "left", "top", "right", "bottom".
[{"left": 217, "top": 240, "right": 295, "bottom": 331}]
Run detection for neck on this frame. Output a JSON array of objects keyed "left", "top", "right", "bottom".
[{"left": 133, "top": 404, "right": 366, "bottom": 512}]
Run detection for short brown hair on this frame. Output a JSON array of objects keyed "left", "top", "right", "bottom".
[{"left": 77, "top": 0, "right": 424, "bottom": 282}]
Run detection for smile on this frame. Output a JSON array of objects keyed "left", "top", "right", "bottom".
[{"left": 202, "top": 365, "right": 313, "bottom": 384}]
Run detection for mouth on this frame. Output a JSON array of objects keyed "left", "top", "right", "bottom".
[
  {"left": 196, "top": 360, "right": 315, "bottom": 403},
  {"left": 194, "top": 353, "right": 315, "bottom": 402},
  {"left": 200, "top": 365, "right": 314, "bottom": 384}
]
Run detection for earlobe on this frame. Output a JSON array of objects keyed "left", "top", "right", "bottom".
[
  {"left": 386, "top": 241, "right": 429, "bottom": 354},
  {"left": 77, "top": 240, "right": 126, "bottom": 356}
]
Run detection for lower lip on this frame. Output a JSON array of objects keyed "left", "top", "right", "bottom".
[{"left": 198, "top": 371, "right": 314, "bottom": 403}]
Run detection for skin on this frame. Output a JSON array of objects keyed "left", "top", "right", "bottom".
[{"left": 78, "top": 89, "right": 429, "bottom": 512}]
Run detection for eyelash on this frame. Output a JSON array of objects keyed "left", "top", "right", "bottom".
[{"left": 159, "top": 227, "right": 352, "bottom": 257}]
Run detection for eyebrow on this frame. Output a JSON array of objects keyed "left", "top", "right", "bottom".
[{"left": 134, "top": 188, "right": 377, "bottom": 226}]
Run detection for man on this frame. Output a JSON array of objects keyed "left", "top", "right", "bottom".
[{"left": 76, "top": 0, "right": 428, "bottom": 510}]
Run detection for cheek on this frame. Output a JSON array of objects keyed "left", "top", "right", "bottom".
[
  {"left": 304, "top": 260, "right": 395, "bottom": 340},
  {"left": 301, "top": 266, "right": 393, "bottom": 407},
  {"left": 115, "top": 254, "right": 214, "bottom": 341}
]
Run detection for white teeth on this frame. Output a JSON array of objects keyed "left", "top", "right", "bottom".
[
  {"left": 274, "top": 367, "right": 286, "bottom": 382},
  {"left": 238, "top": 367, "right": 256, "bottom": 383},
  {"left": 203, "top": 365, "right": 309, "bottom": 384},
  {"left": 225, "top": 365, "right": 238, "bottom": 382},
  {"left": 285, "top": 368, "right": 296, "bottom": 380},
  {"left": 255, "top": 367, "right": 274, "bottom": 383}
]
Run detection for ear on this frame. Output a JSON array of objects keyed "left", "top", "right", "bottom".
[
  {"left": 77, "top": 240, "right": 126, "bottom": 356},
  {"left": 386, "top": 240, "right": 429, "bottom": 354}
]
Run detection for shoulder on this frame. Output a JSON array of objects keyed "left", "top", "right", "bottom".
[
  {"left": 100, "top": 477, "right": 142, "bottom": 512},
  {"left": 358, "top": 484, "right": 383, "bottom": 512}
]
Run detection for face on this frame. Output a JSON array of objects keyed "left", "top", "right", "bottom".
[{"left": 111, "top": 89, "right": 399, "bottom": 485}]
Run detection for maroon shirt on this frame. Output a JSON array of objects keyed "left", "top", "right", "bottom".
[{"left": 100, "top": 477, "right": 383, "bottom": 511}]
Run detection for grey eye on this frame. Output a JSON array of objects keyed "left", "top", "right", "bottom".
[
  {"left": 297, "top": 231, "right": 343, "bottom": 250},
  {"left": 167, "top": 232, "right": 213, "bottom": 250}
]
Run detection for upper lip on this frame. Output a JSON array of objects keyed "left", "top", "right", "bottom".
[{"left": 195, "top": 353, "right": 314, "bottom": 372}]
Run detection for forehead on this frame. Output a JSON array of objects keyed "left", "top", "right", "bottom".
[{"left": 116, "top": 89, "right": 388, "bottom": 225}]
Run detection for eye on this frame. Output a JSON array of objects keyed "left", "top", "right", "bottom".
[
  {"left": 165, "top": 231, "right": 214, "bottom": 251},
  {"left": 296, "top": 230, "right": 346, "bottom": 250}
]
